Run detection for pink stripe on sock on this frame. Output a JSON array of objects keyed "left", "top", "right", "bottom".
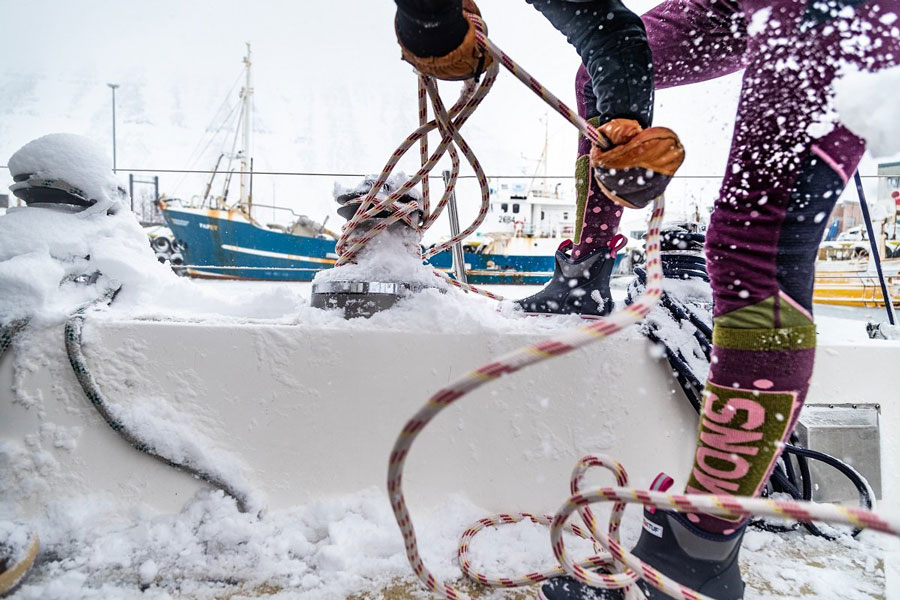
[
  {"left": 811, "top": 144, "right": 850, "bottom": 184},
  {"left": 779, "top": 290, "right": 814, "bottom": 322},
  {"left": 650, "top": 473, "right": 674, "bottom": 492}
]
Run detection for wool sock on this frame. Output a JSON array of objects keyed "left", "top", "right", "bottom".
[
  {"left": 684, "top": 291, "right": 816, "bottom": 534},
  {"left": 571, "top": 65, "right": 625, "bottom": 259}
]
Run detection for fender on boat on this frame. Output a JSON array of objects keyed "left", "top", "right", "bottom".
[{"left": 1, "top": 319, "right": 899, "bottom": 520}]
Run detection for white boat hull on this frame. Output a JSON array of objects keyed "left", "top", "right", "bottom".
[{"left": 3, "top": 319, "right": 899, "bottom": 519}]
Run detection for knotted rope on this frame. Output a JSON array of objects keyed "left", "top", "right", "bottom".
[{"left": 384, "top": 15, "right": 900, "bottom": 600}]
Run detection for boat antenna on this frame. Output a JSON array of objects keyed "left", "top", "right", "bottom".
[
  {"left": 202, "top": 153, "right": 225, "bottom": 207},
  {"left": 239, "top": 42, "right": 253, "bottom": 215},
  {"left": 223, "top": 169, "right": 235, "bottom": 205},
  {"left": 526, "top": 112, "right": 549, "bottom": 197}
]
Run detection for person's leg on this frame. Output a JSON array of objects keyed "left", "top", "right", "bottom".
[
  {"left": 516, "top": 19, "right": 661, "bottom": 318},
  {"left": 513, "top": 49, "right": 648, "bottom": 317},
  {"left": 517, "top": 0, "right": 682, "bottom": 317},
  {"left": 568, "top": 0, "right": 751, "bottom": 258},
  {"left": 525, "top": 0, "right": 655, "bottom": 127},
  {"left": 542, "top": 0, "right": 898, "bottom": 597},
  {"left": 643, "top": 0, "right": 747, "bottom": 88},
  {"left": 686, "top": 0, "right": 900, "bottom": 535},
  {"left": 571, "top": 65, "right": 624, "bottom": 257}
]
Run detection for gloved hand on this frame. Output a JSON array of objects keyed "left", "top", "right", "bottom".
[
  {"left": 590, "top": 118, "right": 685, "bottom": 209},
  {"left": 396, "top": 0, "right": 493, "bottom": 81}
]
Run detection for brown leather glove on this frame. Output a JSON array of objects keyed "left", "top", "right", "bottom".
[
  {"left": 397, "top": 0, "right": 493, "bottom": 81},
  {"left": 589, "top": 118, "right": 685, "bottom": 209}
]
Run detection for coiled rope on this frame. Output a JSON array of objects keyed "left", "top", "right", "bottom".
[
  {"left": 384, "top": 14, "right": 900, "bottom": 600},
  {"left": 333, "top": 11, "right": 613, "bottom": 303},
  {"left": 63, "top": 287, "right": 254, "bottom": 513}
]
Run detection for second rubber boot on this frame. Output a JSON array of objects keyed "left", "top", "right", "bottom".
[
  {"left": 515, "top": 241, "right": 615, "bottom": 317},
  {"left": 539, "top": 508, "right": 745, "bottom": 600}
]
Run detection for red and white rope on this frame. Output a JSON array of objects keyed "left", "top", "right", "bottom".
[
  {"left": 332, "top": 11, "right": 507, "bottom": 301},
  {"left": 383, "top": 15, "right": 900, "bottom": 600}
]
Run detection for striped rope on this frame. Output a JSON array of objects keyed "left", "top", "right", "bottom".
[
  {"left": 388, "top": 194, "right": 665, "bottom": 600},
  {"left": 331, "top": 9, "right": 622, "bottom": 301},
  {"left": 331, "top": 30, "right": 504, "bottom": 300},
  {"left": 386, "top": 21, "right": 900, "bottom": 600}
]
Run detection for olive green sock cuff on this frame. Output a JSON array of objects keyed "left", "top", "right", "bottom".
[
  {"left": 573, "top": 117, "right": 603, "bottom": 246},
  {"left": 712, "top": 324, "right": 817, "bottom": 351},
  {"left": 574, "top": 155, "right": 590, "bottom": 244},
  {"left": 713, "top": 294, "right": 816, "bottom": 351}
]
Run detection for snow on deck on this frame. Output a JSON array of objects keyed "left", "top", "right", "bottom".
[
  {"left": 2, "top": 205, "right": 897, "bottom": 599},
  {"left": 4, "top": 487, "right": 890, "bottom": 599},
  {"left": 2, "top": 277, "right": 895, "bottom": 600}
]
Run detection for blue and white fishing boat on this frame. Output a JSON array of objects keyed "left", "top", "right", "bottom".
[
  {"left": 162, "top": 182, "right": 603, "bottom": 284},
  {"left": 160, "top": 48, "right": 621, "bottom": 284}
]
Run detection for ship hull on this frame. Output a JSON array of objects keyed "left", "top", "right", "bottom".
[
  {"left": 162, "top": 206, "right": 339, "bottom": 281},
  {"left": 161, "top": 206, "right": 623, "bottom": 285},
  {"left": 813, "top": 258, "right": 900, "bottom": 307}
]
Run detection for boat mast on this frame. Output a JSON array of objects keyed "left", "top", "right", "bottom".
[
  {"left": 542, "top": 113, "right": 548, "bottom": 197},
  {"left": 239, "top": 43, "right": 253, "bottom": 214},
  {"left": 527, "top": 113, "right": 550, "bottom": 198}
]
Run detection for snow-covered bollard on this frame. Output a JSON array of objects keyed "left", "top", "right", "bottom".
[
  {"left": 0, "top": 134, "right": 132, "bottom": 327},
  {"left": 8, "top": 133, "right": 126, "bottom": 215},
  {"left": 310, "top": 174, "right": 446, "bottom": 318}
]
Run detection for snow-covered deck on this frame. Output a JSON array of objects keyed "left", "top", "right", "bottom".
[{"left": 2, "top": 315, "right": 899, "bottom": 599}]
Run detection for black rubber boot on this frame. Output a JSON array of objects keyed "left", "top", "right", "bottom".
[
  {"left": 539, "top": 509, "right": 745, "bottom": 600},
  {"left": 515, "top": 244, "right": 616, "bottom": 317}
]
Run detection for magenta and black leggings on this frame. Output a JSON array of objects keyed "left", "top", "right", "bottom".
[{"left": 644, "top": 0, "right": 897, "bottom": 532}]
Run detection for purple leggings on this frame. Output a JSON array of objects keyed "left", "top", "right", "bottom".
[
  {"left": 577, "top": 0, "right": 899, "bottom": 307},
  {"left": 576, "top": 0, "right": 899, "bottom": 532}
]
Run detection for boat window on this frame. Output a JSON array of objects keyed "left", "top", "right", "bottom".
[
  {"left": 563, "top": 212, "right": 569, "bottom": 220},
  {"left": 889, "top": 176, "right": 900, "bottom": 188},
  {"left": 501, "top": 203, "right": 508, "bottom": 213},
  {"left": 512, "top": 203, "right": 520, "bottom": 214},
  {"left": 541, "top": 211, "right": 545, "bottom": 221}
]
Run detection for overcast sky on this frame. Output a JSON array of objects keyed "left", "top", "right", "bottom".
[{"left": 0, "top": 0, "right": 892, "bottom": 233}]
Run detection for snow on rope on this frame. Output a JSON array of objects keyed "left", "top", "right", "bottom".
[{"left": 385, "top": 11, "right": 900, "bottom": 600}]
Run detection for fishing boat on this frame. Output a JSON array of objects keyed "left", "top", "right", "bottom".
[
  {"left": 813, "top": 240, "right": 900, "bottom": 307},
  {"left": 158, "top": 49, "right": 626, "bottom": 285},
  {"left": 158, "top": 46, "right": 340, "bottom": 281},
  {"left": 812, "top": 169, "right": 900, "bottom": 308}
]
